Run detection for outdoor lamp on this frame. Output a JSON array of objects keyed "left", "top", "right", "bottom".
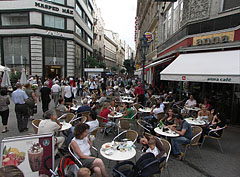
[
  {"left": 139, "top": 35, "right": 149, "bottom": 59},
  {"left": 139, "top": 34, "right": 149, "bottom": 90}
]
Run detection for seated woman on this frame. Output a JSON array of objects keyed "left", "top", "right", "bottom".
[
  {"left": 99, "top": 102, "right": 114, "bottom": 134},
  {"left": 197, "top": 105, "right": 213, "bottom": 122},
  {"left": 110, "top": 100, "right": 120, "bottom": 112},
  {"left": 122, "top": 102, "right": 134, "bottom": 120},
  {"left": 82, "top": 88, "right": 90, "bottom": 98},
  {"left": 140, "top": 135, "right": 166, "bottom": 159},
  {"left": 162, "top": 109, "right": 176, "bottom": 127},
  {"left": 199, "top": 113, "right": 226, "bottom": 143},
  {"left": 56, "top": 97, "right": 70, "bottom": 113},
  {"left": 71, "top": 123, "right": 108, "bottom": 177},
  {"left": 203, "top": 98, "right": 211, "bottom": 110}
]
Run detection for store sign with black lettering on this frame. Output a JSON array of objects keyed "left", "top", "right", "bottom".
[{"left": 35, "top": 2, "right": 73, "bottom": 15}]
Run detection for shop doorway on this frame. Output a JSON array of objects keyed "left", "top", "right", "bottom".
[{"left": 45, "top": 65, "right": 62, "bottom": 79}]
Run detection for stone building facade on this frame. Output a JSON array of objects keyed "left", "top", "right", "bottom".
[{"left": 0, "top": 0, "right": 94, "bottom": 79}]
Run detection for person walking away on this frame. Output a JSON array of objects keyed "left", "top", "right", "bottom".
[
  {"left": 24, "top": 83, "right": 37, "bottom": 120},
  {"left": 64, "top": 82, "right": 73, "bottom": 103},
  {"left": 11, "top": 83, "right": 29, "bottom": 132},
  {"left": 0, "top": 88, "right": 10, "bottom": 133},
  {"left": 88, "top": 78, "right": 95, "bottom": 93},
  {"left": 51, "top": 80, "right": 61, "bottom": 107},
  {"left": 39, "top": 81, "right": 52, "bottom": 113}
]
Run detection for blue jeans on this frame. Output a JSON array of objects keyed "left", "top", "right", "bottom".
[
  {"left": 171, "top": 136, "right": 190, "bottom": 155},
  {"left": 66, "top": 126, "right": 75, "bottom": 147},
  {"left": 144, "top": 115, "right": 153, "bottom": 121}
]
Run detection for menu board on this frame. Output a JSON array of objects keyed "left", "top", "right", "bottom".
[{"left": 0, "top": 133, "right": 54, "bottom": 177}]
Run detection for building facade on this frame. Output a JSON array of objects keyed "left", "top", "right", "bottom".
[
  {"left": 0, "top": 0, "right": 94, "bottom": 79},
  {"left": 135, "top": 0, "right": 240, "bottom": 123}
]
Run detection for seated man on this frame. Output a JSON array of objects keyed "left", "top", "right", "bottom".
[
  {"left": 144, "top": 102, "right": 163, "bottom": 121},
  {"left": 77, "top": 98, "right": 91, "bottom": 114},
  {"left": 56, "top": 97, "right": 70, "bottom": 113},
  {"left": 97, "top": 92, "right": 107, "bottom": 106},
  {"left": 38, "top": 110, "right": 65, "bottom": 156},
  {"left": 185, "top": 95, "right": 197, "bottom": 108},
  {"left": 170, "top": 114, "right": 193, "bottom": 160}
]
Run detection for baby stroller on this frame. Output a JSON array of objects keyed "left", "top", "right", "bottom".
[
  {"left": 44, "top": 154, "right": 81, "bottom": 177},
  {"left": 113, "top": 152, "right": 166, "bottom": 177}
]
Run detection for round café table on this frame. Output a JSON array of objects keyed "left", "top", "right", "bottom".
[
  {"left": 154, "top": 127, "right": 179, "bottom": 137},
  {"left": 139, "top": 108, "right": 151, "bottom": 113},
  {"left": 60, "top": 122, "right": 72, "bottom": 131},
  {"left": 185, "top": 118, "right": 206, "bottom": 126},
  {"left": 121, "top": 99, "right": 134, "bottom": 104},
  {"left": 100, "top": 142, "right": 136, "bottom": 162},
  {"left": 185, "top": 107, "right": 201, "bottom": 112},
  {"left": 108, "top": 112, "right": 123, "bottom": 119}
]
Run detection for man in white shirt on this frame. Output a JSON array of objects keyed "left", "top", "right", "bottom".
[
  {"left": 86, "top": 110, "right": 99, "bottom": 134},
  {"left": 144, "top": 102, "right": 163, "bottom": 121},
  {"left": 88, "top": 78, "right": 96, "bottom": 93},
  {"left": 51, "top": 80, "right": 61, "bottom": 107},
  {"left": 185, "top": 95, "right": 197, "bottom": 108},
  {"left": 38, "top": 110, "right": 65, "bottom": 156}
]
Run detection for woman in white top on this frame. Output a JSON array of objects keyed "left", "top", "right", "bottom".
[
  {"left": 198, "top": 105, "right": 213, "bottom": 122},
  {"left": 64, "top": 82, "right": 72, "bottom": 103},
  {"left": 71, "top": 123, "right": 108, "bottom": 177}
]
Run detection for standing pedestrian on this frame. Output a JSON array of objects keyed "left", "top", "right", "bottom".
[
  {"left": 39, "top": 81, "right": 52, "bottom": 113},
  {"left": 51, "top": 80, "right": 61, "bottom": 107},
  {"left": 24, "top": 83, "right": 37, "bottom": 120},
  {"left": 64, "top": 82, "right": 73, "bottom": 103},
  {"left": 0, "top": 88, "right": 10, "bottom": 133},
  {"left": 11, "top": 83, "right": 29, "bottom": 132}
]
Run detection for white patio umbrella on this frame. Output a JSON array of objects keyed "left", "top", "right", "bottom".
[
  {"left": 0, "top": 65, "right": 10, "bottom": 72},
  {"left": 20, "top": 68, "right": 27, "bottom": 85},
  {"left": 1, "top": 68, "right": 11, "bottom": 88}
]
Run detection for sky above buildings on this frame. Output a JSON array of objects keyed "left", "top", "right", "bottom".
[{"left": 95, "top": 0, "right": 136, "bottom": 49}]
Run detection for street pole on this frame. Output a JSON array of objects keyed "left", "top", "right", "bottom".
[{"left": 142, "top": 56, "right": 145, "bottom": 90}]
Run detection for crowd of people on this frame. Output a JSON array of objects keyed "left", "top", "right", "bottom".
[{"left": 0, "top": 74, "right": 227, "bottom": 176}]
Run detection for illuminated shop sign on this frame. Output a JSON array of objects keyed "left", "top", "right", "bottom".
[
  {"left": 35, "top": 2, "right": 73, "bottom": 15},
  {"left": 193, "top": 31, "right": 234, "bottom": 46}
]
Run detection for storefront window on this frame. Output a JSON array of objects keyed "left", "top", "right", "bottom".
[
  {"left": 44, "top": 38, "right": 65, "bottom": 78},
  {"left": 3, "top": 37, "right": 30, "bottom": 73},
  {"left": 1, "top": 13, "right": 28, "bottom": 26},
  {"left": 44, "top": 14, "right": 65, "bottom": 29}
]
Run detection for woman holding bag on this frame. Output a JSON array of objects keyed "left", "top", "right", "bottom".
[
  {"left": 24, "top": 83, "right": 37, "bottom": 120},
  {"left": 0, "top": 88, "right": 10, "bottom": 133}
]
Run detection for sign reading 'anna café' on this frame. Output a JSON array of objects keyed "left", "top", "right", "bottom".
[{"left": 35, "top": 2, "right": 73, "bottom": 15}]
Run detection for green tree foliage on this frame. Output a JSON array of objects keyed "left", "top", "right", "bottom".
[
  {"left": 123, "top": 59, "right": 135, "bottom": 75},
  {"left": 84, "top": 56, "right": 106, "bottom": 69}
]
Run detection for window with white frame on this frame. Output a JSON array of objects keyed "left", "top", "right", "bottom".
[
  {"left": 76, "top": 25, "right": 83, "bottom": 37},
  {"left": 87, "top": 36, "right": 92, "bottom": 46},
  {"left": 87, "top": 19, "right": 92, "bottom": 30},
  {"left": 222, "top": 0, "right": 240, "bottom": 11},
  {"left": 76, "top": 3, "right": 83, "bottom": 18},
  {"left": 44, "top": 14, "right": 65, "bottom": 29},
  {"left": 162, "top": 0, "right": 183, "bottom": 42}
]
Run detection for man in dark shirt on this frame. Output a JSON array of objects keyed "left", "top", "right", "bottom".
[
  {"left": 170, "top": 114, "right": 193, "bottom": 160},
  {"left": 39, "top": 81, "right": 52, "bottom": 113},
  {"left": 77, "top": 98, "right": 91, "bottom": 114}
]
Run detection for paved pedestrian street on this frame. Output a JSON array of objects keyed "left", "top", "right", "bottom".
[{"left": 0, "top": 97, "right": 239, "bottom": 177}]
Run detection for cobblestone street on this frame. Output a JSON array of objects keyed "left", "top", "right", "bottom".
[{"left": 0, "top": 95, "right": 239, "bottom": 177}]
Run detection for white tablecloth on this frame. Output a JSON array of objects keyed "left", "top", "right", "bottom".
[
  {"left": 108, "top": 112, "right": 123, "bottom": 119},
  {"left": 154, "top": 127, "right": 179, "bottom": 137},
  {"left": 139, "top": 108, "right": 151, "bottom": 113},
  {"left": 100, "top": 142, "right": 136, "bottom": 161},
  {"left": 60, "top": 122, "right": 72, "bottom": 131},
  {"left": 185, "top": 118, "right": 206, "bottom": 126}
]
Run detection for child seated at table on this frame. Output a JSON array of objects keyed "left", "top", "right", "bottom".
[{"left": 146, "top": 137, "right": 159, "bottom": 157}]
